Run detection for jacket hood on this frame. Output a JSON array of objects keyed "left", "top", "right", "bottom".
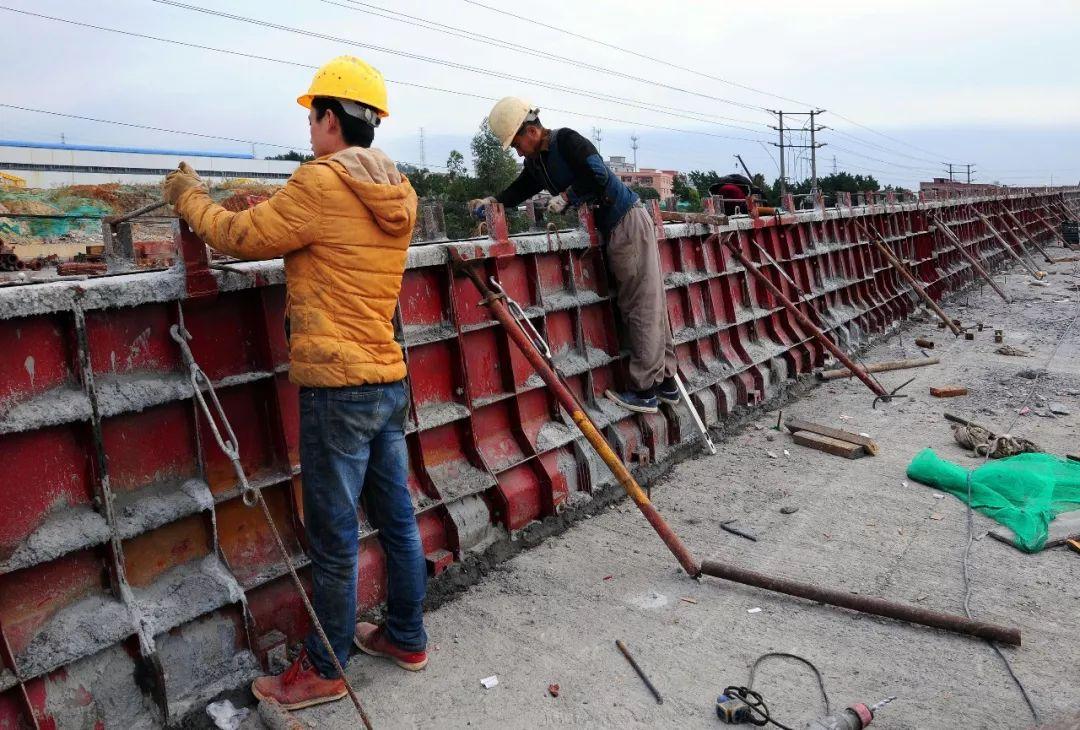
[{"left": 318, "top": 147, "right": 417, "bottom": 237}]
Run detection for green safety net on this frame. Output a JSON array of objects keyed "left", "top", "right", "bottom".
[{"left": 907, "top": 449, "right": 1080, "bottom": 553}]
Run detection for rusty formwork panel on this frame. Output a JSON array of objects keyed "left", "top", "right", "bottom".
[{"left": 0, "top": 188, "right": 1075, "bottom": 727}]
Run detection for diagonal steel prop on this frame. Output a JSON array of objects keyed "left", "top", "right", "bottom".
[{"left": 930, "top": 214, "right": 1023, "bottom": 299}]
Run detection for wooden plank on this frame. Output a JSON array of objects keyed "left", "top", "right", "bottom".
[
  {"left": 790, "top": 431, "right": 866, "bottom": 459},
  {"left": 990, "top": 510, "right": 1080, "bottom": 550},
  {"left": 930, "top": 386, "right": 969, "bottom": 398},
  {"left": 818, "top": 356, "right": 940, "bottom": 381},
  {"left": 785, "top": 417, "right": 879, "bottom": 455}
]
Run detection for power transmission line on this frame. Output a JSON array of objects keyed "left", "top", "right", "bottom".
[
  {"left": 460, "top": 0, "right": 956, "bottom": 162},
  {"left": 147, "top": 0, "right": 775, "bottom": 137},
  {"left": 5, "top": 3, "right": 971, "bottom": 177},
  {"left": 0, "top": 103, "right": 300, "bottom": 150},
  {"left": 0, "top": 6, "right": 767, "bottom": 148},
  {"left": 323, "top": 0, "right": 768, "bottom": 116},
  {"left": 460, "top": 0, "right": 816, "bottom": 108},
  {"left": 346, "top": 0, "right": 961, "bottom": 172}
]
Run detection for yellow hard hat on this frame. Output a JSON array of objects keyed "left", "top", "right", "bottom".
[
  {"left": 487, "top": 96, "right": 539, "bottom": 149},
  {"left": 297, "top": 55, "right": 390, "bottom": 118}
]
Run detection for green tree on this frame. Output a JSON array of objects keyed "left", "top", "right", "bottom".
[
  {"left": 630, "top": 185, "right": 661, "bottom": 201},
  {"left": 446, "top": 150, "right": 467, "bottom": 179},
  {"left": 470, "top": 122, "right": 519, "bottom": 193},
  {"left": 687, "top": 170, "right": 723, "bottom": 197},
  {"left": 266, "top": 150, "right": 314, "bottom": 162}
]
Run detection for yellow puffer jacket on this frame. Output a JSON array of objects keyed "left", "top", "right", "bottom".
[{"left": 175, "top": 147, "right": 417, "bottom": 387}]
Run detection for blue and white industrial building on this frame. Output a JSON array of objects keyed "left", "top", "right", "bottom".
[{"left": 0, "top": 139, "right": 300, "bottom": 187}]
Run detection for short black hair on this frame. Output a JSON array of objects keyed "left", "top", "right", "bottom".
[
  {"left": 312, "top": 97, "right": 375, "bottom": 148},
  {"left": 521, "top": 116, "right": 543, "bottom": 133}
]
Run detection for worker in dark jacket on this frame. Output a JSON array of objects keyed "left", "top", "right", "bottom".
[{"left": 469, "top": 97, "right": 677, "bottom": 413}]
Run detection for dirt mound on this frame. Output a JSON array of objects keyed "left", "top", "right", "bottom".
[
  {"left": 63, "top": 183, "right": 123, "bottom": 208},
  {"left": 2, "top": 199, "right": 59, "bottom": 215}
]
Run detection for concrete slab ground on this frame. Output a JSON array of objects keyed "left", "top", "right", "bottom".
[{"left": 251, "top": 249, "right": 1080, "bottom": 730}]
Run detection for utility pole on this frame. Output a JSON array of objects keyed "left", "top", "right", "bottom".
[
  {"left": 964, "top": 163, "right": 974, "bottom": 184},
  {"left": 591, "top": 127, "right": 602, "bottom": 146},
  {"left": 768, "top": 110, "right": 786, "bottom": 197},
  {"left": 947, "top": 163, "right": 954, "bottom": 183},
  {"left": 769, "top": 110, "right": 826, "bottom": 202},
  {"left": 832, "top": 155, "right": 837, "bottom": 175},
  {"left": 808, "top": 109, "right": 825, "bottom": 197},
  {"left": 630, "top": 133, "right": 639, "bottom": 171},
  {"left": 419, "top": 127, "right": 426, "bottom": 170}
]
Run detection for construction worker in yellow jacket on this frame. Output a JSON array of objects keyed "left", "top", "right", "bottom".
[{"left": 162, "top": 56, "right": 428, "bottom": 711}]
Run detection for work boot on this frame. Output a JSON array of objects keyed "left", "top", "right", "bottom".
[
  {"left": 655, "top": 377, "right": 679, "bottom": 405},
  {"left": 604, "top": 388, "right": 659, "bottom": 414},
  {"left": 354, "top": 622, "right": 428, "bottom": 671},
  {"left": 251, "top": 648, "right": 347, "bottom": 710}
]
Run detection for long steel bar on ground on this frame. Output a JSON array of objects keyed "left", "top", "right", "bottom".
[
  {"left": 854, "top": 220, "right": 965, "bottom": 335},
  {"left": 451, "top": 249, "right": 702, "bottom": 577},
  {"left": 930, "top": 215, "right": 1015, "bottom": 301},
  {"left": 995, "top": 205, "right": 1054, "bottom": 264},
  {"left": 716, "top": 234, "right": 889, "bottom": 397},
  {"left": 614, "top": 640, "right": 664, "bottom": 704},
  {"left": 819, "top": 356, "right": 940, "bottom": 380},
  {"left": 699, "top": 560, "right": 1022, "bottom": 645}
]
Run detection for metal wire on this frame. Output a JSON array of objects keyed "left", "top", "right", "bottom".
[
  {"left": 172, "top": 305, "right": 375, "bottom": 729},
  {"left": 958, "top": 259, "right": 1080, "bottom": 724}
]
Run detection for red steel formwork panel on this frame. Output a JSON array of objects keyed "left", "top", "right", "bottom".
[{"left": 0, "top": 189, "right": 1076, "bottom": 726}]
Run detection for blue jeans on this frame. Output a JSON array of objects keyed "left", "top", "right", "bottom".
[{"left": 299, "top": 380, "right": 427, "bottom": 678}]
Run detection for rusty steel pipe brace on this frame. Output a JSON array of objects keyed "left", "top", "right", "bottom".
[
  {"left": 699, "top": 560, "right": 1021, "bottom": 645},
  {"left": 451, "top": 249, "right": 701, "bottom": 577},
  {"left": 994, "top": 205, "right": 1054, "bottom": 264},
  {"left": 929, "top": 215, "right": 1014, "bottom": 303},
  {"left": 854, "top": 220, "right": 965, "bottom": 336},
  {"left": 452, "top": 248, "right": 1027, "bottom": 647},
  {"left": 716, "top": 234, "right": 889, "bottom": 398}
]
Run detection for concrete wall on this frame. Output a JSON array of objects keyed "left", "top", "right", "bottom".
[{"left": 0, "top": 190, "right": 1075, "bottom": 726}]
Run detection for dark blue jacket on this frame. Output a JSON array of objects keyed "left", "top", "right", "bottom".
[{"left": 495, "top": 128, "right": 638, "bottom": 234}]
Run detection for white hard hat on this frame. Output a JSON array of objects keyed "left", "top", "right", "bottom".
[{"left": 487, "top": 96, "right": 539, "bottom": 150}]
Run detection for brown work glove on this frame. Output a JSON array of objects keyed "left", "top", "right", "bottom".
[{"left": 162, "top": 161, "right": 207, "bottom": 206}]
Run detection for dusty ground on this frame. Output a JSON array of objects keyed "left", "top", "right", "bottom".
[{"left": 246, "top": 248, "right": 1080, "bottom": 730}]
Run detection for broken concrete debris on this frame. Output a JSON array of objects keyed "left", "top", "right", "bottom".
[{"left": 720, "top": 520, "right": 758, "bottom": 542}]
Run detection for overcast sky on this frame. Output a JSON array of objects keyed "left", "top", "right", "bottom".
[{"left": 2, "top": 0, "right": 1078, "bottom": 189}]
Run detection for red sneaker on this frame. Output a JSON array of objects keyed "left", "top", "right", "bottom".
[
  {"left": 353, "top": 622, "right": 428, "bottom": 671},
  {"left": 251, "top": 648, "right": 347, "bottom": 710}
]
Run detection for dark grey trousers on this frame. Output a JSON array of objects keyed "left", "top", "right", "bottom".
[{"left": 606, "top": 206, "right": 677, "bottom": 391}]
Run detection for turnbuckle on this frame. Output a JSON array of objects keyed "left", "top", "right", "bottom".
[{"left": 170, "top": 311, "right": 260, "bottom": 507}]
